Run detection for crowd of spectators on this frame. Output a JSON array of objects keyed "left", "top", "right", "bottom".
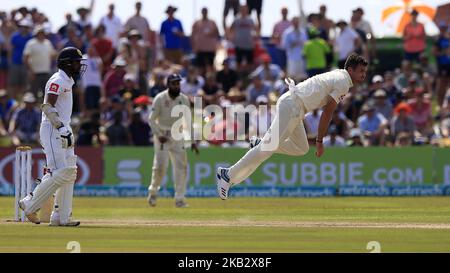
[{"left": 0, "top": 1, "right": 449, "bottom": 148}]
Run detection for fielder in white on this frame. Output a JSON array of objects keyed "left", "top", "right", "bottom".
[
  {"left": 19, "top": 47, "right": 87, "bottom": 226},
  {"left": 147, "top": 74, "right": 199, "bottom": 208},
  {"left": 217, "top": 53, "right": 368, "bottom": 200}
]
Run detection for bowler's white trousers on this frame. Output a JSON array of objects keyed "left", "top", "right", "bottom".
[
  {"left": 228, "top": 91, "right": 310, "bottom": 185},
  {"left": 148, "top": 136, "right": 188, "bottom": 201}
]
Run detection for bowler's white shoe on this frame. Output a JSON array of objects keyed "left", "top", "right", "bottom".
[
  {"left": 18, "top": 196, "right": 40, "bottom": 224},
  {"left": 249, "top": 136, "right": 261, "bottom": 149},
  {"left": 216, "top": 167, "right": 232, "bottom": 200}
]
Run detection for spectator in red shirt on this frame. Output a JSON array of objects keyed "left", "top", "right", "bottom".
[
  {"left": 92, "top": 24, "right": 114, "bottom": 73},
  {"left": 403, "top": 9, "right": 426, "bottom": 62},
  {"left": 103, "top": 58, "right": 127, "bottom": 98},
  {"left": 407, "top": 87, "right": 432, "bottom": 136}
]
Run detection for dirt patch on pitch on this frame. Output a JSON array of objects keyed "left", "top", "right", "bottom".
[{"left": 79, "top": 219, "right": 450, "bottom": 229}]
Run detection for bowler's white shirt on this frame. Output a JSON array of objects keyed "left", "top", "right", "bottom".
[
  {"left": 42, "top": 69, "right": 74, "bottom": 126},
  {"left": 291, "top": 69, "right": 353, "bottom": 113}
]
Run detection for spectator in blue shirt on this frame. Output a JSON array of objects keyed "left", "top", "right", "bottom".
[
  {"left": 9, "top": 19, "right": 33, "bottom": 99},
  {"left": 9, "top": 92, "right": 41, "bottom": 145},
  {"left": 433, "top": 22, "right": 450, "bottom": 107},
  {"left": 358, "top": 103, "right": 388, "bottom": 146},
  {"left": 246, "top": 75, "right": 271, "bottom": 104},
  {"left": 160, "top": 6, "right": 185, "bottom": 64}
]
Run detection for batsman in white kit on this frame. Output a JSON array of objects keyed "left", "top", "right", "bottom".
[
  {"left": 147, "top": 74, "right": 199, "bottom": 208},
  {"left": 217, "top": 53, "right": 368, "bottom": 200},
  {"left": 19, "top": 47, "right": 87, "bottom": 226}
]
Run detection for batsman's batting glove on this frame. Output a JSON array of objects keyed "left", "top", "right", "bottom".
[{"left": 57, "top": 126, "right": 74, "bottom": 148}]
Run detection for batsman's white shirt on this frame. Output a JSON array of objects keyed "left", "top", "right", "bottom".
[
  {"left": 41, "top": 69, "right": 74, "bottom": 126},
  {"left": 40, "top": 69, "right": 75, "bottom": 171},
  {"left": 290, "top": 69, "right": 353, "bottom": 113}
]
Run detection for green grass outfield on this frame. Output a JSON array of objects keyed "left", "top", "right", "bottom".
[{"left": 1, "top": 196, "right": 450, "bottom": 253}]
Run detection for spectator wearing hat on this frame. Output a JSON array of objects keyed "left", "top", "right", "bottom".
[
  {"left": 323, "top": 125, "right": 346, "bottom": 147},
  {"left": 125, "top": 2, "right": 151, "bottom": 43},
  {"left": 119, "top": 73, "right": 141, "bottom": 100},
  {"left": 251, "top": 54, "right": 283, "bottom": 89},
  {"left": 191, "top": 7, "right": 220, "bottom": 75},
  {"left": 9, "top": 92, "right": 40, "bottom": 145},
  {"left": 98, "top": 4, "right": 123, "bottom": 49},
  {"left": 271, "top": 7, "right": 291, "bottom": 70},
  {"left": 216, "top": 58, "right": 239, "bottom": 94},
  {"left": 230, "top": 5, "right": 258, "bottom": 72},
  {"left": 358, "top": 103, "right": 388, "bottom": 146},
  {"left": 133, "top": 94, "right": 152, "bottom": 122},
  {"left": 80, "top": 45, "right": 103, "bottom": 114},
  {"left": 103, "top": 57, "right": 127, "bottom": 98},
  {"left": 281, "top": 16, "right": 308, "bottom": 81},
  {"left": 433, "top": 22, "right": 450, "bottom": 107},
  {"left": 76, "top": 0, "right": 94, "bottom": 28},
  {"left": 23, "top": 25, "right": 56, "bottom": 99},
  {"left": 8, "top": 19, "right": 33, "bottom": 100},
  {"left": 407, "top": 87, "right": 432, "bottom": 136},
  {"left": 391, "top": 102, "right": 415, "bottom": 144},
  {"left": 335, "top": 20, "right": 361, "bottom": 69},
  {"left": 347, "top": 128, "right": 364, "bottom": 147},
  {"left": 117, "top": 29, "right": 147, "bottom": 80},
  {"left": 91, "top": 24, "right": 114, "bottom": 73},
  {"left": 373, "top": 89, "right": 393, "bottom": 120},
  {"left": 303, "top": 27, "right": 330, "bottom": 77},
  {"left": 369, "top": 74, "right": 384, "bottom": 96},
  {"left": 403, "top": 9, "right": 426, "bottom": 62},
  {"left": 160, "top": 5, "right": 185, "bottom": 64}
]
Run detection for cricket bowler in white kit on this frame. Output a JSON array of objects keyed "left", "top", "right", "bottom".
[
  {"left": 147, "top": 74, "right": 199, "bottom": 208},
  {"left": 19, "top": 47, "right": 87, "bottom": 225},
  {"left": 217, "top": 53, "right": 368, "bottom": 200}
]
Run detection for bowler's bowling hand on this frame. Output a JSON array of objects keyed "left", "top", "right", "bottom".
[{"left": 315, "top": 141, "right": 324, "bottom": 158}]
